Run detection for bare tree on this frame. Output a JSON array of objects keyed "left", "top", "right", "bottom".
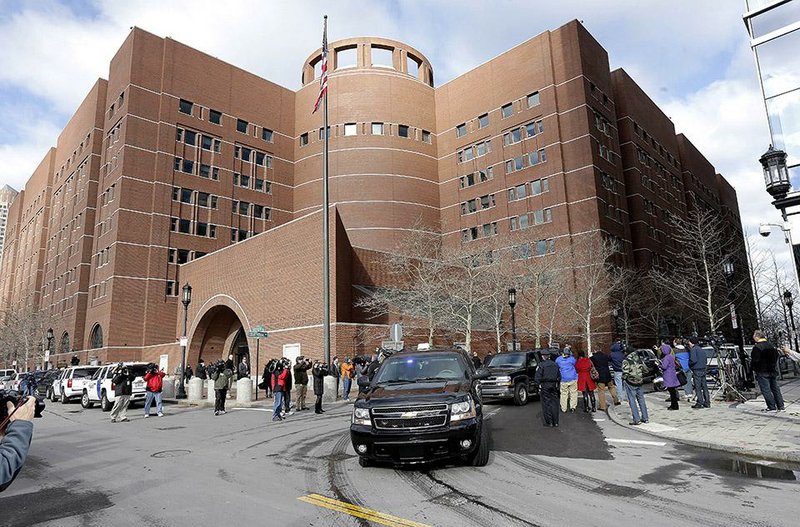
[
  {"left": 657, "top": 205, "right": 744, "bottom": 335},
  {"left": 0, "top": 306, "right": 50, "bottom": 370},
  {"left": 517, "top": 242, "right": 569, "bottom": 349},
  {"left": 567, "top": 234, "right": 624, "bottom": 353},
  {"left": 635, "top": 269, "right": 675, "bottom": 344},
  {"left": 610, "top": 267, "right": 640, "bottom": 345}
]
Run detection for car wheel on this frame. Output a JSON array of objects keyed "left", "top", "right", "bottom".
[
  {"left": 61, "top": 392, "right": 69, "bottom": 404},
  {"left": 81, "top": 391, "right": 94, "bottom": 409},
  {"left": 358, "top": 456, "right": 371, "bottom": 468},
  {"left": 467, "top": 425, "right": 490, "bottom": 467},
  {"left": 101, "top": 391, "right": 112, "bottom": 412},
  {"left": 513, "top": 382, "right": 529, "bottom": 406}
]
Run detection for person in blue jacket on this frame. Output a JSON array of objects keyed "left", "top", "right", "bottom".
[
  {"left": 1, "top": 397, "right": 35, "bottom": 492},
  {"left": 674, "top": 342, "right": 692, "bottom": 402},
  {"left": 556, "top": 347, "right": 578, "bottom": 412},
  {"left": 610, "top": 340, "right": 626, "bottom": 402}
]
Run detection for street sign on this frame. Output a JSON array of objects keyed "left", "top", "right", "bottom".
[
  {"left": 247, "top": 325, "right": 269, "bottom": 338},
  {"left": 730, "top": 305, "right": 738, "bottom": 329},
  {"left": 381, "top": 340, "right": 404, "bottom": 351}
]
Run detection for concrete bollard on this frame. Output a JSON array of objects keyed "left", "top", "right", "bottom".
[
  {"left": 322, "top": 376, "right": 338, "bottom": 403},
  {"left": 162, "top": 376, "right": 176, "bottom": 398},
  {"left": 236, "top": 378, "right": 252, "bottom": 404},
  {"left": 207, "top": 380, "right": 215, "bottom": 404},
  {"left": 187, "top": 378, "right": 203, "bottom": 401}
]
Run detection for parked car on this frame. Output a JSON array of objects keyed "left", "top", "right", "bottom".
[
  {"left": 0, "top": 369, "right": 17, "bottom": 390},
  {"left": 4, "top": 372, "right": 27, "bottom": 392},
  {"left": 56, "top": 365, "right": 101, "bottom": 403},
  {"left": 81, "top": 362, "right": 149, "bottom": 411},
  {"left": 351, "top": 348, "right": 490, "bottom": 467},
  {"left": 479, "top": 350, "right": 542, "bottom": 405}
]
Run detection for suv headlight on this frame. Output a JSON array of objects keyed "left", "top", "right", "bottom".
[
  {"left": 495, "top": 375, "right": 511, "bottom": 386},
  {"left": 352, "top": 407, "right": 371, "bottom": 426},
  {"left": 450, "top": 397, "right": 476, "bottom": 422}
]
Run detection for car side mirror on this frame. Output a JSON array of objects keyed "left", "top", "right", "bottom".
[
  {"left": 473, "top": 367, "right": 490, "bottom": 380},
  {"left": 357, "top": 376, "right": 371, "bottom": 389}
]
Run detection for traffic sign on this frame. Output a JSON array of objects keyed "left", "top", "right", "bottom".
[{"left": 248, "top": 325, "right": 269, "bottom": 338}]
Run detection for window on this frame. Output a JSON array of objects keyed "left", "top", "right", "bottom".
[
  {"left": 479, "top": 167, "right": 493, "bottom": 182},
  {"left": 184, "top": 130, "right": 196, "bottom": 146},
  {"left": 527, "top": 92, "right": 540, "bottom": 108},
  {"left": 168, "top": 248, "right": 177, "bottom": 263},
  {"left": 480, "top": 194, "right": 495, "bottom": 210},
  {"left": 482, "top": 222, "right": 497, "bottom": 237},
  {"left": 508, "top": 183, "right": 527, "bottom": 202},
  {"left": 213, "top": 139, "right": 221, "bottom": 153},
  {"left": 501, "top": 103, "right": 513, "bottom": 118},
  {"left": 195, "top": 222, "right": 209, "bottom": 237},
  {"left": 181, "top": 159, "right": 194, "bottom": 174},
  {"left": 535, "top": 239, "right": 556, "bottom": 256},
  {"left": 201, "top": 135, "right": 213, "bottom": 150},
  {"left": 532, "top": 208, "right": 552, "bottom": 225},
  {"left": 398, "top": 125, "right": 409, "bottom": 138},
  {"left": 456, "top": 123, "right": 467, "bottom": 137},
  {"left": 179, "top": 219, "right": 191, "bottom": 233},
  {"left": 262, "top": 128, "right": 273, "bottom": 142},
  {"left": 319, "top": 126, "right": 330, "bottom": 140},
  {"left": 166, "top": 281, "right": 178, "bottom": 297},
  {"left": 515, "top": 243, "right": 531, "bottom": 260},
  {"left": 407, "top": 54, "right": 421, "bottom": 77},
  {"left": 478, "top": 114, "right": 489, "bottom": 129},
  {"left": 199, "top": 164, "right": 211, "bottom": 178},
  {"left": 255, "top": 152, "right": 266, "bottom": 165},
  {"left": 210, "top": 109, "right": 222, "bottom": 125},
  {"left": 372, "top": 122, "right": 384, "bottom": 135},
  {"left": 241, "top": 147, "right": 252, "bottom": 162},
  {"left": 459, "top": 173, "right": 475, "bottom": 188},
  {"left": 510, "top": 214, "right": 530, "bottom": 231},
  {"left": 531, "top": 178, "right": 550, "bottom": 196},
  {"left": 525, "top": 120, "right": 543, "bottom": 137},
  {"left": 177, "top": 249, "right": 190, "bottom": 264},
  {"left": 461, "top": 199, "right": 478, "bottom": 215},
  {"left": 337, "top": 46, "right": 357, "bottom": 69},
  {"left": 504, "top": 128, "right": 522, "bottom": 145},
  {"left": 237, "top": 119, "right": 249, "bottom": 134},
  {"left": 475, "top": 141, "right": 489, "bottom": 157},
  {"left": 240, "top": 174, "right": 251, "bottom": 188},
  {"left": 300, "top": 133, "right": 309, "bottom": 146},
  {"left": 180, "top": 188, "right": 192, "bottom": 204},
  {"left": 506, "top": 156, "right": 524, "bottom": 174},
  {"left": 344, "top": 123, "right": 357, "bottom": 136},
  {"left": 421, "top": 130, "right": 431, "bottom": 144},
  {"left": 253, "top": 204, "right": 266, "bottom": 219},
  {"left": 179, "top": 99, "right": 193, "bottom": 115},
  {"left": 371, "top": 45, "right": 393, "bottom": 68}
]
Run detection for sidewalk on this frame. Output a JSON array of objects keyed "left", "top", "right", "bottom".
[{"left": 607, "top": 377, "right": 800, "bottom": 463}]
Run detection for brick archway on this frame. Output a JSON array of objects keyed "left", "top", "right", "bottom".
[{"left": 187, "top": 299, "right": 249, "bottom": 367}]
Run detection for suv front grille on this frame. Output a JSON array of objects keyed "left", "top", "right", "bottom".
[{"left": 372, "top": 404, "right": 449, "bottom": 430}]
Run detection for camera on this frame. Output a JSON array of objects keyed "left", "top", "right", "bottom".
[
  {"left": 759, "top": 224, "right": 771, "bottom": 237},
  {"left": 0, "top": 390, "right": 45, "bottom": 426},
  {"left": 313, "top": 362, "right": 330, "bottom": 376}
]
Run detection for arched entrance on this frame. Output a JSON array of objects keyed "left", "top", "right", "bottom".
[{"left": 187, "top": 305, "right": 249, "bottom": 368}]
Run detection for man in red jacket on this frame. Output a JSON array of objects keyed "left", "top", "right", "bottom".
[{"left": 143, "top": 364, "right": 166, "bottom": 418}]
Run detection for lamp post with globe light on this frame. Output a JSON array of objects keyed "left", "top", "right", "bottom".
[{"left": 176, "top": 283, "right": 192, "bottom": 400}]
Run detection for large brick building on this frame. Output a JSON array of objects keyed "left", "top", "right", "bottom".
[{"left": 0, "top": 21, "right": 748, "bottom": 372}]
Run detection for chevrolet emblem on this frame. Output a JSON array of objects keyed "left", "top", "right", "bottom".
[{"left": 401, "top": 412, "right": 417, "bottom": 419}]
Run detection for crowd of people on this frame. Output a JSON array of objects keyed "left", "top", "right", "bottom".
[{"left": 525, "top": 329, "right": 788, "bottom": 428}]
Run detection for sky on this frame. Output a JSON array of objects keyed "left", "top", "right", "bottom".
[{"left": 0, "top": 0, "right": 792, "bottom": 274}]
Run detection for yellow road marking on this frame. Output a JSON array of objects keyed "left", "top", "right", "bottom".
[{"left": 298, "top": 493, "right": 432, "bottom": 527}]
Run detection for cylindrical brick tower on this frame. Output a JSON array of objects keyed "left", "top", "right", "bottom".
[{"left": 295, "top": 37, "right": 439, "bottom": 252}]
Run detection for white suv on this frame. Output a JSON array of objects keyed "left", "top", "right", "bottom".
[
  {"left": 57, "top": 366, "right": 101, "bottom": 403},
  {"left": 81, "top": 363, "right": 149, "bottom": 411},
  {"left": 0, "top": 369, "right": 18, "bottom": 390}
]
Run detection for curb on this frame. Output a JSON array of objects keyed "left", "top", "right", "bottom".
[{"left": 606, "top": 401, "right": 800, "bottom": 464}]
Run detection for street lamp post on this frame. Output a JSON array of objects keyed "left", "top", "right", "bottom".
[
  {"left": 760, "top": 145, "right": 800, "bottom": 292},
  {"left": 508, "top": 288, "right": 517, "bottom": 352},
  {"left": 784, "top": 290, "right": 799, "bottom": 354},
  {"left": 723, "top": 261, "right": 751, "bottom": 388},
  {"left": 176, "top": 283, "right": 192, "bottom": 400},
  {"left": 45, "top": 328, "right": 53, "bottom": 370}
]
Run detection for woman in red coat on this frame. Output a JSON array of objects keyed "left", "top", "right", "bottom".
[{"left": 575, "top": 350, "right": 597, "bottom": 413}]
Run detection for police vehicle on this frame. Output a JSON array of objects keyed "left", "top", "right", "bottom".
[
  {"left": 54, "top": 365, "right": 101, "bottom": 403},
  {"left": 81, "top": 362, "right": 149, "bottom": 411}
]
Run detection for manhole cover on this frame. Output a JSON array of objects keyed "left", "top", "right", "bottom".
[{"left": 151, "top": 449, "right": 192, "bottom": 458}]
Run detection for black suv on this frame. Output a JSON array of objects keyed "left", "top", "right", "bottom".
[
  {"left": 350, "top": 348, "right": 490, "bottom": 467},
  {"left": 478, "top": 351, "right": 542, "bottom": 405}
]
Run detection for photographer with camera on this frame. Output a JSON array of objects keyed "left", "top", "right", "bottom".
[
  {"left": 143, "top": 363, "right": 166, "bottom": 418},
  {"left": 270, "top": 359, "right": 289, "bottom": 422},
  {"left": 312, "top": 361, "right": 329, "bottom": 414},
  {"left": 210, "top": 360, "right": 232, "bottom": 415},
  {"left": 293, "top": 357, "right": 312, "bottom": 411},
  {"left": 196, "top": 359, "right": 207, "bottom": 381},
  {"left": 1, "top": 395, "right": 36, "bottom": 491},
  {"left": 110, "top": 363, "right": 133, "bottom": 423}
]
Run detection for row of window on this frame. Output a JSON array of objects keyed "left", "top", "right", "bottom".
[
  {"left": 232, "top": 200, "right": 272, "bottom": 220},
  {"left": 92, "top": 280, "right": 108, "bottom": 300},
  {"left": 170, "top": 218, "right": 218, "bottom": 238},
  {"left": 600, "top": 171, "right": 619, "bottom": 194},
  {"left": 234, "top": 145, "right": 273, "bottom": 167},
  {"left": 233, "top": 173, "right": 272, "bottom": 193},
  {"left": 462, "top": 222, "right": 498, "bottom": 242},
  {"left": 503, "top": 120, "right": 544, "bottom": 146},
  {"left": 299, "top": 122, "right": 431, "bottom": 146},
  {"left": 606, "top": 204, "right": 624, "bottom": 222},
  {"left": 174, "top": 157, "right": 220, "bottom": 180},
  {"left": 505, "top": 149, "right": 548, "bottom": 174},
  {"left": 507, "top": 177, "right": 551, "bottom": 202},
  {"left": 460, "top": 194, "right": 496, "bottom": 215},
  {"left": 631, "top": 120, "right": 678, "bottom": 168},
  {"left": 179, "top": 98, "right": 275, "bottom": 144},
  {"left": 171, "top": 187, "right": 219, "bottom": 209},
  {"left": 459, "top": 168, "right": 494, "bottom": 189},
  {"left": 509, "top": 208, "right": 552, "bottom": 231},
  {"left": 177, "top": 127, "right": 222, "bottom": 153},
  {"left": 100, "top": 184, "right": 116, "bottom": 206},
  {"left": 455, "top": 91, "right": 541, "bottom": 138},
  {"left": 457, "top": 140, "right": 491, "bottom": 163},
  {"left": 598, "top": 143, "right": 614, "bottom": 164},
  {"left": 95, "top": 247, "right": 111, "bottom": 269},
  {"left": 514, "top": 239, "right": 556, "bottom": 260},
  {"left": 593, "top": 110, "right": 612, "bottom": 137},
  {"left": 168, "top": 248, "right": 207, "bottom": 265}
]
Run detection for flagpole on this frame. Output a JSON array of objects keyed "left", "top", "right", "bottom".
[{"left": 322, "top": 15, "right": 331, "bottom": 367}]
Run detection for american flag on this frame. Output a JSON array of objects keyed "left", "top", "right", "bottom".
[{"left": 313, "top": 17, "right": 328, "bottom": 114}]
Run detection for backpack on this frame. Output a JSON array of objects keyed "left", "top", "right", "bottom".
[{"left": 624, "top": 356, "right": 645, "bottom": 385}]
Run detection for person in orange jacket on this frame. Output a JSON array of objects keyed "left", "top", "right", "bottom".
[{"left": 143, "top": 363, "right": 166, "bottom": 417}]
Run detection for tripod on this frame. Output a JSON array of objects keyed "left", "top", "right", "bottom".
[{"left": 710, "top": 346, "right": 746, "bottom": 403}]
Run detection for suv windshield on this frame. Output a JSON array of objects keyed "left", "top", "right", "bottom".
[
  {"left": 486, "top": 353, "right": 525, "bottom": 368},
  {"left": 73, "top": 367, "right": 99, "bottom": 379},
  {"left": 374, "top": 353, "right": 467, "bottom": 384}
]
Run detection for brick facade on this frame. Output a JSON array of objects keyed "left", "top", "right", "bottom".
[{"left": 0, "top": 20, "right": 750, "bottom": 370}]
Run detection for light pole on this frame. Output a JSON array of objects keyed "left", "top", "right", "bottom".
[
  {"left": 784, "top": 290, "right": 799, "bottom": 354},
  {"left": 508, "top": 288, "right": 517, "bottom": 352},
  {"left": 45, "top": 328, "right": 53, "bottom": 370},
  {"left": 176, "top": 283, "right": 192, "bottom": 399},
  {"left": 760, "top": 145, "right": 800, "bottom": 292},
  {"left": 723, "top": 260, "right": 751, "bottom": 388}
]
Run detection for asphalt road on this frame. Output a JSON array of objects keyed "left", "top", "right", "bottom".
[{"left": 2, "top": 396, "right": 799, "bottom": 527}]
